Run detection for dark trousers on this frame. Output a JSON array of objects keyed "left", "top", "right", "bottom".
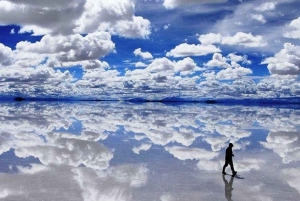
[{"left": 223, "top": 159, "right": 235, "bottom": 173}]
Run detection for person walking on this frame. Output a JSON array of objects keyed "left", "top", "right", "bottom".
[{"left": 222, "top": 143, "right": 237, "bottom": 175}]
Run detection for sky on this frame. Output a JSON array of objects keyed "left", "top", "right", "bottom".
[{"left": 0, "top": 0, "right": 300, "bottom": 100}]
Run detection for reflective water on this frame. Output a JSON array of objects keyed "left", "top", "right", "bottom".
[{"left": 0, "top": 101, "right": 299, "bottom": 200}]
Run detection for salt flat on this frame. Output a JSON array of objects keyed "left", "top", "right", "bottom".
[{"left": 0, "top": 101, "right": 299, "bottom": 201}]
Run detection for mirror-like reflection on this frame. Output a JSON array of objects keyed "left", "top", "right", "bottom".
[
  {"left": 0, "top": 101, "right": 299, "bottom": 200},
  {"left": 223, "top": 175, "right": 234, "bottom": 201}
]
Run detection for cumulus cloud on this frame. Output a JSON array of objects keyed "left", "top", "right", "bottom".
[
  {"left": 175, "top": 57, "right": 203, "bottom": 76},
  {"left": 0, "top": 66, "right": 74, "bottom": 83},
  {"left": 163, "top": 0, "right": 227, "bottom": 9},
  {"left": 135, "top": 61, "right": 148, "bottom": 68},
  {"left": 166, "top": 43, "right": 221, "bottom": 57},
  {"left": 146, "top": 57, "right": 174, "bottom": 72},
  {"left": 0, "top": 0, "right": 82, "bottom": 35},
  {"left": 207, "top": 1, "right": 288, "bottom": 53},
  {"left": 222, "top": 32, "right": 266, "bottom": 47},
  {"left": 140, "top": 57, "right": 202, "bottom": 76},
  {"left": 74, "top": 0, "right": 151, "bottom": 38},
  {"left": 204, "top": 53, "right": 253, "bottom": 80},
  {"left": 254, "top": 2, "right": 277, "bottom": 12},
  {"left": 205, "top": 53, "right": 231, "bottom": 68},
  {"left": 0, "top": 43, "right": 13, "bottom": 66},
  {"left": 216, "top": 66, "right": 252, "bottom": 80},
  {"left": 199, "top": 32, "right": 266, "bottom": 47},
  {"left": 227, "top": 53, "right": 251, "bottom": 64},
  {"left": 134, "top": 48, "right": 153, "bottom": 60},
  {"left": 0, "top": 31, "right": 115, "bottom": 76},
  {"left": 250, "top": 14, "right": 267, "bottom": 24},
  {"left": 16, "top": 32, "right": 115, "bottom": 67},
  {"left": 199, "top": 33, "right": 222, "bottom": 45},
  {"left": 262, "top": 43, "right": 300, "bottom": 75},
  {"left": 0, "top": 0, "right": 151, "bottom": 38},
  {"left": 0, "top": 66, "right": 76, "bottom": 97},
  {"left": 284, "top": 17, "right": 300, "bottom": 39}
]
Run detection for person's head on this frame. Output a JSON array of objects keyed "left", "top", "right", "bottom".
[{"left": 229, "top": 143, "right": 234, "bottom": 147}]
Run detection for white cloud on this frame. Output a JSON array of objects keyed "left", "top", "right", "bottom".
[
  {"left": 166, "top": 43, "right": 221, "bottom": 57},
  {"left": 80, "top": 60, "right": 110, "bottom": 70},
  {"left": 208, "top": 1, "right": 286, "bottom": 53},
  {"left": 0, "top": 0, "right": 83, "bottom": 35},
  {"left": 112, "top": 16, "right": 151, "bottom": 39},
  {"left": 75, "top": 0, "right": 151, "bottom": 38},
  {"left": 0, "top": 32, "right": 115, "bottom": 74},
  {"left": 199, "top": 33, "right": 222, "bottom": 45},
  {"left": 0, "top": 67, "right": 74, "bottom": 86},
  {"left": 250, "top": 14, "right": 267, "bottom": 24},
  {"left": 146, "top": 57, "right": 174, "bottom": 72},
  {"left": 205, "top": 53, "right": 231, "bottom": 68},
  {"left": 262, "top": 43, "right": 300, "bottom": 75},
  {"left": 163, "top": 0, "right": 227, "bottom": 9},
  {"left": 216, "top": 66, "right": 253, "bottom": 80},
  {"left": 135, "top": 61, "right": 148, "bottom": 68},
  {"left": 16, "top": 32, "right": 115, "bottom": 67},
  {"left": 227, "top": 53, "right": 251, "bottom": 64},
  {"left": 221, "top": 32, "right": 266, "bottom": 47},
  {"left": 254, "top": 2, "right": 277, "bottom": 12},
  {"left": 284, "top": 17, "right": 300, "bottom": 39},
  {"left": 0, "top": 0, "right": 151, "bottom": 38},
  {"left": 199, "top": 32, "right": 266, "bottom": 47},
  {"left": 134, "top": 48, "right": 153, "bottom": 59},
  {"left": 0, "top": 43, "right": 13, "bottom": 66},
  {"left": 204, "top": 53, "right": 252, "bottom": 79},
  {"left": 175, "top": 57, "right": 202, "bottom": 76}
]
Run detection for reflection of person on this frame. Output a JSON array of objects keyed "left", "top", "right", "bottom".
[
  {"left": 222, "top": 143, "right": 237, "bottom": 175},
  {"left": 222, "top": 175, "right": 234, "bottom": 201}
]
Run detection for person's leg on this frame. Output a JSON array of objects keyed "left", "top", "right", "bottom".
[
  {"left": 223, "top": 161, "right": 229, "bottom": 173},
  {"left": 229, "top": 160, "right": 235, "bottom": 173}
]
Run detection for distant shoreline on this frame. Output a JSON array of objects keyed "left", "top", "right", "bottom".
[{"left": 0, "top": 96, "right": 296, "bottom": 108}]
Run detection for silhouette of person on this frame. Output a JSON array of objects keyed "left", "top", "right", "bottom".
[
  {"left": 222, "top": 175, "right": 234, "bottom": 201},
  {"left": 222, "top": 143, "right": 237, "bottom": 175}
]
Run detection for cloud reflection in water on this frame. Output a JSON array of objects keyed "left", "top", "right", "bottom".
[{"left": 0, "top": 102, "right": 299, "bottom": 200}]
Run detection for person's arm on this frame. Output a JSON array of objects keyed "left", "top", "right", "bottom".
[{"left": 228, "top": 148, "right": 234, "bottom": 157}]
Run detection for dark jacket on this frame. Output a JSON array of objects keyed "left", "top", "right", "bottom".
[{"left": 225, "top": 147, "right": 234, "bottom": 160}]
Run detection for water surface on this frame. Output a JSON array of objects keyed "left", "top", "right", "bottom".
[{"left": 0, "top": 101, "right": 299, "bottom": 200}]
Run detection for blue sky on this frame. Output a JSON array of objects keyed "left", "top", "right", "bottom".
[{"left": 0, "top": 0, "right": 300, "bottom": 100}]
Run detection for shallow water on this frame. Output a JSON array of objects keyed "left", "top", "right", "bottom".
[{"left": 0, "top": 101, "right": 299, "bottom": 200}]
